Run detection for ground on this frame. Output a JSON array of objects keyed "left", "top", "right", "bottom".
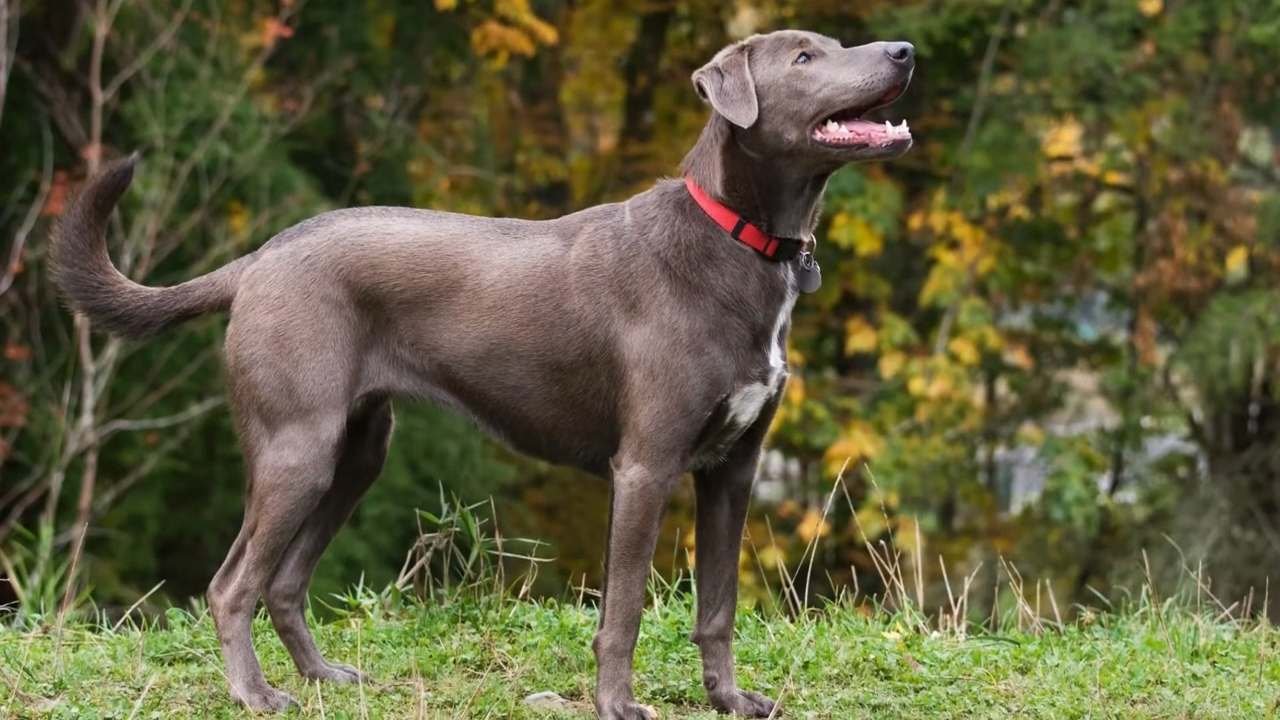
[{"left": 3, "top": 594, "right": 1278, "bottom": 719}]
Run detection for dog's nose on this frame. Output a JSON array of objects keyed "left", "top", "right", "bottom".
[{"left": 884, "top": 42, "right": 914, "bottom": 65}]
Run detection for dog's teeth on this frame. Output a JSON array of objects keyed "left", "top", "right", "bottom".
[
  {"left": 825, "top": 120, "right": 839, "bottom": 133},
  {"left": 885, "top": 121, "right": 893, "bottom": 132}
]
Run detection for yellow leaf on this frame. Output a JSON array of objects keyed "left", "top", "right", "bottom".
[
  {"left": 756, "top": 544, "right": 783, "bottom": 570},
  {"left": 984, "top": 187, "right": 1019, "bottom": 211},
  {"left": 919, "top": 278, "right": 946, "bottom": 306},
  {"left": 785, "top": 373, "right": 806, "bottom": 407},
  {"left": 926, "top": 374, "right": 953, "bottom": 399},
  {"left": 826, "top": 421, "right": 883, "bottom": 462},
  {"left": 919, "top": 264, "right": 959, "bottom": 307},
  {"left": 907, "top": 375, "right": 928, "bottom": 397},
  {"left": 1102, "top": 169, "right": 1132, "bottom": 187},
  {"left": 848, "top": 421, "right": 884, "bottom": 458},
  {"left": 828, "top": 212, "right": 853, "bottom": 246},
  {"left": 926, "top": 208, "right": 950, "bottom": 235},
  {"left": 850, "top": 216, "right": 884, "bottom": 257},
  {"left": 844, "top": 316, "right": 878, "bottom": 354},
  {"left": 1042, "top": 117, "right": 1083, "bottom": 159},
  {"left": 471, "top": 20, "right": 536, "bottom": 61},
  {"left": 977, "top": 325, "right": 1004, "bottom": 352},
  {"left": 496, "top": 0, "right": 559, "bottom": 45},
  {"left": 895, "top": 515, "right": 920, "bottom": 554},
  {"left": 1225, "top": 245, "right": 1249, "bottom": 282},
  {"left": 788, "top": 344, "right": 806, "bottom": 368},
  {"left": 824, "top": 422, "right": 884, "bottom": 475},
  {"left": 854, "top": 506, "right": 887, "bottom": 540},
  {"left": 434, "top": 0, "right": 457, "bottom": 9},
  {"left": 1138, "top": 0, "right": 1162, "bottom": 17},
  {"left": 823, "top": 439, "right": 856, "bottom": 475},
  {"left": 796, "top": 508, "right": 830, "bottom": 544},
  {"left": 829, "top": 213, "right": 884, "bottom": 257},
  {"left": 226, "top": 200, "right": 249, "bottom": 240},
  {"left": 948, "top": 337, "right": 980, "bottom": 366},
  {"left": 878, "top": 351, "right": 906, "bottom": 379}
]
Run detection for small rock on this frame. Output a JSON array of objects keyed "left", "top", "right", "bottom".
[{"left": 524, "top": 690, "right": 573, "bottom": 710}]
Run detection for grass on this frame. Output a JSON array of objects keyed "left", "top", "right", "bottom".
[
  {"left": 5, "top": 490, "right": 1280, "bottom": 718},
  {"left": 3, "top": 588, "right": 1279, "bottom": 719}
]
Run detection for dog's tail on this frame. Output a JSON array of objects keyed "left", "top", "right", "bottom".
[{"left": 50, "top": 154, "right": 251, "bottom": 339}]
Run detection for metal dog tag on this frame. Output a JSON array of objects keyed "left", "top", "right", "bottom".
[{"left": 796, "top": 251, "right": 822, "bottom": 294}]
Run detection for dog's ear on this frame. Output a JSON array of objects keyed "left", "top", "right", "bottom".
[{"left": 692, "top": 43, "right": 758, "bottom": 129}]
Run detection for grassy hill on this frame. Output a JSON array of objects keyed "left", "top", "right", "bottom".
[{"left": 3, "top": 588, "right": 1278, "bottom": 719}]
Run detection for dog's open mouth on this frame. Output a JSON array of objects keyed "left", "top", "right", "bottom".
[{"left": 811, "top": 82, "right": 912, "bottom": 149}]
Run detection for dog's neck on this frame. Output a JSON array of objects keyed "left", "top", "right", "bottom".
[{"left": 680, "top": 115, "right": 830, "bottom": 240}]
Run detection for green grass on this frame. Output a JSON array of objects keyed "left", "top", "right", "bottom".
[{"left": 3, "top": 591, "right": 1279, "bottom": 719}]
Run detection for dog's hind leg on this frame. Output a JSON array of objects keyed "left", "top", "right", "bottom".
[
  {"left": 264, "top": 397, "right": 394, "bottom": 683},
  {"left": 207, "top": 405, "right": 350, "bottom": 711}
]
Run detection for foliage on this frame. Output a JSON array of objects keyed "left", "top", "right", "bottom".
[{"left": 782, "top": 0, "right": 1280, "bottom": 609}]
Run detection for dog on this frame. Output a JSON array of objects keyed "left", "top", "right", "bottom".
[{"left": 51, "top": 29, "right": 914, "bottom": 719}]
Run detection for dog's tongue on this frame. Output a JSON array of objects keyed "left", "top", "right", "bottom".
[{"left": 815, "top": 118, "right": 911, "bottom": 146}]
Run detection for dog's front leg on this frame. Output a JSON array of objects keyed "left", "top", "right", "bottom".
[
  {"left": 691, "top": 420, "right": 778, "bottom": 716},
  {"left": 594, "top": 454, "right": 682, "bottom": 720}
]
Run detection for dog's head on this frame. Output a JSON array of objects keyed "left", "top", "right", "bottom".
[{"left": 693, "top": 30, "right": 914, "bottom": 166}]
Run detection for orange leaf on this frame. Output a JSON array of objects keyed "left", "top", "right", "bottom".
[
  {"left": 262, "top": 18, "right": 295, "bottom": 49},
  {"left": 3, "top": 343, "right": 31, "bottom": 361},
  {"left": 41, "top": 172, "right": 70, "bottom": 217},
  {"left": 0, "top": 383, "right": 29, "bottom": 428}
]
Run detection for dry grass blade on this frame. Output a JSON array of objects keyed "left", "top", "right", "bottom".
[
  {"left": 123, "top": 674, "right": 155, "bottom": 720},
  {"left": 110, "top": 580, "right": 164, "bottom": 633}
]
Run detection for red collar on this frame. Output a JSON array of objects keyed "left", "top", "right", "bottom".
[{"left": 684, "top": 176, "right": 804, "bottom": 262}]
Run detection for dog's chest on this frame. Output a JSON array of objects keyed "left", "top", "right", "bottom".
[
  {"left": 691, "top": 291, "right": 796, "bottom": 468},
  {"left": 724, "top": 352, "right": 786, "bottom": 430}
]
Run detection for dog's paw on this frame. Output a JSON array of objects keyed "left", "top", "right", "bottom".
[
  {"left": 232, "top": 684, "right": 298, "bottom": 713},
  {"left": 709, "top": 688, "right": 775, "bottom": 717},
  {"left": 301, "top": 661, "right": 366, "bottom": 684},
  {"left": 597, "top": 698, "right": 659, "bottom": 719}
]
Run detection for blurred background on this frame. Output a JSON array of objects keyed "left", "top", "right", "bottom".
[{"left": 2, "top": 0, "right": 1280, "bottom": 623}]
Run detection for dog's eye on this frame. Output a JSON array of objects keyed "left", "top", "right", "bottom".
[{"left": 794, "top": 51, "right": 812, "bottom": 65}]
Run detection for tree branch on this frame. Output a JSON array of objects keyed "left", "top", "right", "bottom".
[
  {"left": 93, "top": 396, "right": 223, "bottom": 446},
  {"left": 0, "top": 121, "right": 51, "bottom": 297},
  {"left": 57, "top": 0, "right": 113, "bottom": 625},
  {"left": 100, "top": 0, "right": 190, "bottom": 103},
  {"left": 0, "top": 0, "right": 17, "bottom": 130}
]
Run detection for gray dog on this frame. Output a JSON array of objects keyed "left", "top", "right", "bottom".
[{"left": 51, "top": 29, "right": 913, "bottom": 719}]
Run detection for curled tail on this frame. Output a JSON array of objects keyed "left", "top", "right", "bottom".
[{"left": 49, "top": 154, "right": 251, "bottom": 339}]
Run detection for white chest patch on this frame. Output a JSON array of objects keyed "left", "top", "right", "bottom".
[
  {"left": 726, "top": 382, "right": 773, "bottom": 427},
  {"left": 725, "top": 286, "right": 797, "bottom": 430}
]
